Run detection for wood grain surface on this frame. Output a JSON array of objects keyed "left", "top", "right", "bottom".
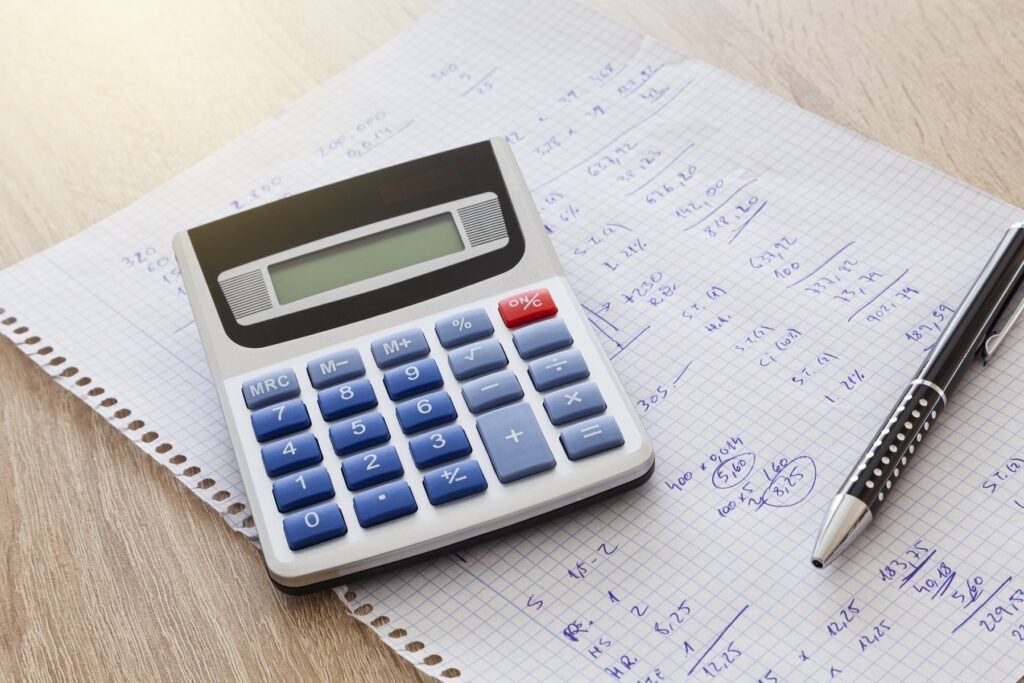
[{"left": 1, "top": 1, "right": 1021, "bottom": 681}]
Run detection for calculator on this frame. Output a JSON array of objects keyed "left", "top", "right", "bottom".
[{"left": 173, "top": 138, "right": 654, "bottom": 592}]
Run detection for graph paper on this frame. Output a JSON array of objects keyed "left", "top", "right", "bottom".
[{"left": 1, "top": 0, "right": 1023, "bottom": 679}]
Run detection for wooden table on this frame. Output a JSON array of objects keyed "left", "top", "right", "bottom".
[{"left": 2, "top": 1, "right": 1021, "bottom": 680}]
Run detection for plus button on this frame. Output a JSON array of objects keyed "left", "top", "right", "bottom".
[{"left": 505, "top": 428, "right": 524, "bottom": 444}]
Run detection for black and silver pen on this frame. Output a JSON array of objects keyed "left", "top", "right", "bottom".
[{"left": 811, "top": 221, "right": 1024, "bottom": 568}]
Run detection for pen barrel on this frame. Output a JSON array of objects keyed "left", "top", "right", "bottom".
[{"left": 843, "top": 381, "right": 945, "bottom": 513}]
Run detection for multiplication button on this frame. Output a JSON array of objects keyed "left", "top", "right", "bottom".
[{"left": 543, "top": 381, "right": 606, "bottom": 425}]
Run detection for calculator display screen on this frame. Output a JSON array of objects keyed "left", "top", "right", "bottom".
[{"left": 268, "top": 213, "right": 464, "bottom": 305}]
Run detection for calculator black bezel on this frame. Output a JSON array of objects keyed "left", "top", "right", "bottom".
[{"left": 186, "top": 141, "right": 526, "bottom": 349}]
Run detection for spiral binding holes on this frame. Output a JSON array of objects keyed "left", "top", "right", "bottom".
[
  {"left": 341, "top": 588, "right": 460, "bottom": 678},
  {"left": 2, "top": 309, "right": 457, "bottom": 678},
  {"left": 0, "top": 309, "right": 254, "bottom": 532}
]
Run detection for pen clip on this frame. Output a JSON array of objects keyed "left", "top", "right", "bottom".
[{"left": 983, "top": 224, "right": 1024, "bottom": 360}]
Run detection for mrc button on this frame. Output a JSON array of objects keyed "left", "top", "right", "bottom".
[
  {"left": 498, "top": 288, "right": 557, "bottom": 328},
  {"left": 242, "top": 369, "right": 300, "bottom": 410}
]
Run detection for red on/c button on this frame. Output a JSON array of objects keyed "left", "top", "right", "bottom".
[{"left": 498, "top": 288, "right": 558, "bottom": 328}]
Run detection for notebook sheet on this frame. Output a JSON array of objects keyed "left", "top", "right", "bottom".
[{"left": 1, "top": 1, "right": 1022, "bottom": 679}]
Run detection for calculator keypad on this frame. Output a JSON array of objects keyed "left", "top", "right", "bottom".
[{"left": 238, "top": 285, "right": 630, "bottom": 554}]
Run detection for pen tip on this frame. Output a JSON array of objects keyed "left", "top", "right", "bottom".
[{"left": 811, "top": 558, "right": 824, "bottom": 569}]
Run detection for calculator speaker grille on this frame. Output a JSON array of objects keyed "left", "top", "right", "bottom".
[
  {"left": 220, "top": 270, "right": 273, "bottom": 319},
  {"left": 458, "top": 197, "right": 507, "bottom": 247}
]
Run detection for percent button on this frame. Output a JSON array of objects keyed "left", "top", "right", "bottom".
[{"left": 435, "top": 308, "right": 494, "bottom": 348}]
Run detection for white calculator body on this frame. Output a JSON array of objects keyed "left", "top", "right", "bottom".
[{"left": 173, "top": 138, "right": 654, "bottom": 592}]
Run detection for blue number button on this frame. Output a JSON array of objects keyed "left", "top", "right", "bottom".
[
  {"left": 447, "top": 339, "right": 508, "bottom": 380},
  {"left": 261, "top": 432, "right": 322, "bottom": 477},
  {"left": 251, "top": 399, "right": 311, "bottom": 442},
  {"left": 370, "top": 329, "right": 429, "bottom": 368},
  {"left": 242, "top": 369, "right": 300, "bottom": 410},
  {"left": 528, "top": 349, "right": 590, "bottom": 391},
  {"left": 341, "top": 445, "right": 404, "bottom": 491},
  {"left": 307, "top": 348, "right": 364, "bottom": 389},
  {"left": 318, "top": 378, "right": 377, "bottom": 421},
  {"left": 423, "top": 459, "right": 488, "bottom": 505},
  {"left": 283, "top": 503, "right": 347, "bottom": 551},
  {"left": 272, "top": 466, "right": 335, "bottom": 513},
  {"left": 352, "top": 481, "right": 418, "bottom": 528},
  {"left": 408, "top": 425, "right": 472, "bottom": 469},
  {"left": 395, "top": 391, "right": 457, "bottom": 434},
  {"left": 560, "top": 416, "right": 624, "bottom": 461},
  {"left": 383, "top": 358, "right": 443, "bottom": 400},
  {"left": 543, "top": 381, "right": 606, "bottom": 426},
  {"left": 512, "top": 318, "right": 573, "bottom": 359},
  {"left": 462, "top": 370, "right": 524, "bottom": 414},
  {"left": 329, "top": 412, "right": 390, "bottom": 455},
  {"left": 476, "top": 403, "right": 555, "bottom": 483},
  {"left": 435, "top": 308, "right": 494, "bottom": 348}
]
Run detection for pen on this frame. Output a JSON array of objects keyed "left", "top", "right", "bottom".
[{"left": 811, "top": 221, "right": 1024, "bottom": 568}]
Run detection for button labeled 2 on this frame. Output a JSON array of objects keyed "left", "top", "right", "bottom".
[{"left": 341, "top": 445, "right": 404, "bottom": 491}]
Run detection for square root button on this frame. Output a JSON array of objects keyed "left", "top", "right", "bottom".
[{"left": 476, "top": 403, "right": 555, "bottom": 483}]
